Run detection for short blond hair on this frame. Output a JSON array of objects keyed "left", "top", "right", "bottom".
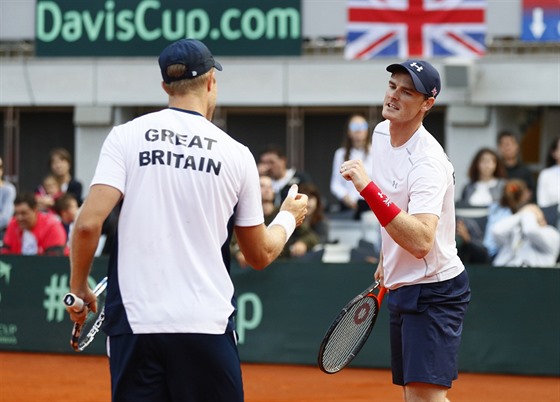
[{"left": 163, "top": 65, "right": 211, "bottom": 95}]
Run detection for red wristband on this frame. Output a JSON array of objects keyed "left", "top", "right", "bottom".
[{"left": 360, "top": 181, "right": 401, "bottom": 227}]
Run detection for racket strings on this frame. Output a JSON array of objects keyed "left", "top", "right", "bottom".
[{"left": 321, "top": 297, "right": 377, "bottom": 373}]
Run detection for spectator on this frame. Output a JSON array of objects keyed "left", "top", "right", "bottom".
[
  {"left": 536, "top": 137, "right": 559, "bottom": 210},
  {"left": 1, "top": 192, "right": 67, "bottom": 256},
  {"left": 279, "top": 182, "right": 325, "bottom": 259},
  {"left": 481, "top": 201, "right": 512, "bottom": 262},
  {"left": 35, "top": 174, "right": 63, "bottom": 214},
  {"left": 456, "top": 147, "right": 506, "bottom": 263},
  {"left": 231, "top": 175, "right": 277, "bottom": 268},
  {"left": 53, "top": 192, "right": 79, "bottom": 240},
  {"left": 492, "top": 179, "right": 560, "bottom": 267},
  {"left": 459, "top": 147, "right": 507, "bottom": 207},
  {"left": 298, "top": 182, "right": 329, "bottom": 245},
  {"left": 497, "top": 131, "right": 536, "bottom": 199},
  {"left": 259, "top": 145, "right": 313, "bottom": 206},
  {"left": 48, "top": 147, "right": 83, "bottom": 204},
  {"left": 232, "top": 175, "right": 319, "bottom": 265},
  {"left": 54, "top": 192, "right": 113, "bottom": 257},
  {"left": 330, "top": 114, "right": 374, "bottom": 219},
  {"left": 455, "top": 218, "right": 491, "bottom": 264},
  {"left": 285, "top": 217, "right": 320, "bottom": 258},
  {"left": 0, "top": 157, "right": 16, "bottom": 239}
]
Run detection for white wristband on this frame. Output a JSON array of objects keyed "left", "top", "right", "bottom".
[{"left": 270, "top": 210, "right": 296, "bottom": 243}]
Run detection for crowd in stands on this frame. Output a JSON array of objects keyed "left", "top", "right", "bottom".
[
  {"left": 1, "top": 128, "right": 558, "bottom": 268},
  {"left": 456, "top": 134, "right": 560, "bottom": 267},
  {"left": 0, "top": 157, "right": 16, "bottom": 242},
  {"left": 0, "top": 147, "right": 117, "bottom": 257}
]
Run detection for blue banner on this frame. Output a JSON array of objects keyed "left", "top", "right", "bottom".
[{"left": 521, "top": 0, "right": 560, "bottom": 42}]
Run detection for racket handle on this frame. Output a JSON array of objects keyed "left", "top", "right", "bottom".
[
  {"left": 70, "top": 322, "right": 82, "bottom": 351},
  {"left": 63, "top": 293, "right": 85, "bottom": 313},
  {"left": 287, "top": 184, "right": 298, "bottom": 199}
]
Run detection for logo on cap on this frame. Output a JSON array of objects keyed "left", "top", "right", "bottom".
[{"left": 410, "top": 62, "right": 424, "bottom": 72}]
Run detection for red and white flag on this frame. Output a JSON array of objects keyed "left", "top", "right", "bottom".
[{"left": 345, "top": 0, "right": 487, "bottom": 59}]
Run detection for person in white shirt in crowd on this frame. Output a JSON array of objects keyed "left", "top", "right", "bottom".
[
  {"left": 536, "top": 137, "right": 559, "bottom": 223},
  {"left": 0, "top": 157, "right": 16, "bottom": 240},
  {"left": 455, "top": 147, "right": 507, "bottom": 263},
  {"left": 330, "top": 114, "right": 374, "bottom": 219},
  {"left": 459, "top": 147, "right": 507, "bottom": 207},
  {"left": 492, "top": 179, "right": 560, "bottom": 267}
]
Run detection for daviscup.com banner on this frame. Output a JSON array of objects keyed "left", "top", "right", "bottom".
[{"left": 35, "top": 0, "right": 301, "bottom": 56}]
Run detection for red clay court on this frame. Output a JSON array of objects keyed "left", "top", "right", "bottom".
[{"left": 1, "top": 352, "right": 559, "bottom": 402}]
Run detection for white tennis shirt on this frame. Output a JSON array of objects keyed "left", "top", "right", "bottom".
[
  {"left": 371, "top": 120, "right": 464, "bottom": 289},
  {"left": 91, "top": 108, "right": 264, "bottom": 335}
]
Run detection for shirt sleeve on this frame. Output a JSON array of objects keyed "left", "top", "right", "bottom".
[
  {"left": 90, "top": 127, "right": 127, "bottom": 194},
  {"left": 407, "top": 157, "right": 447, "bottom": 216},
  {"left": 234, "top": 147, "right": 265, "bottom": 227}
]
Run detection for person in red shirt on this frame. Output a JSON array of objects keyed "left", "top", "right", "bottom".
[{"left": 1, "top": 192, "right": 67, "bottom": 256}]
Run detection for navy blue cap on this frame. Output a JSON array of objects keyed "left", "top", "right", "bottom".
[
  {"left": 386, "top": 59, "right": 441, "bottom": 98},
  {"left": 159, "top": 39, "right": 222, "bottom": 83}
]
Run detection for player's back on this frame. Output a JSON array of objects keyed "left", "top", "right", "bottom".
[{"left": 92, "top": 108, "right": 263, "bottom": 335}]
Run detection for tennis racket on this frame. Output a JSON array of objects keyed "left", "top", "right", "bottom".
[
  {"left": 63, "top": 277, "right": 108, "bottom": 352},
  {"left": 318, "top": 280, "right": 387, "bottom": 374}
]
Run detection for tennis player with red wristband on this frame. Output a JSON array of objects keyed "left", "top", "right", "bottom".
[{"left": 341, "top": 60, "right": 470, "bottom": 402}]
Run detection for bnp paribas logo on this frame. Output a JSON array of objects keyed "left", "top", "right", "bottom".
[{"left": 0, "top": 260, "right": 17, "bottom": 345}]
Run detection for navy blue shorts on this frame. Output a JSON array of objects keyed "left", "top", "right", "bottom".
[
  {"left": 108, "top": 332, "right": 243, "bottom": 402},
  {"left": 387, "top": 270, "right": 470, "bottom": 388}
]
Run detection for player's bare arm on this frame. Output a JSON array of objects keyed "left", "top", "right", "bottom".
[
  {"left": 68, "top": 184, "right": 122, "bottom": 321},
  {"left": 235, "top": 189, "right": 308, "bottom": 269},
  {"left": 341, "top": 159, "right": 437, "bottom": 259},
  {"left": 384, "top": 212, "right": 438, "bottom": 259}
]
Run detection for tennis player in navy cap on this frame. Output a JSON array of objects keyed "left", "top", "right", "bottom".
[
  {"left": 65, "top": 39, "right": 308, "bottom": 402},
  {"left": 340, "top": 60, "right": 471, "bottom": 402}
]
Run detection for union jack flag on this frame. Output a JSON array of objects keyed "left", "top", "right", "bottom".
[{"left": 345, "top": 0, "right": 487, "bottom": 59}]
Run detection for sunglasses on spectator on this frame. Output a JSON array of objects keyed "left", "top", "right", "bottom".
[{"left": 349, "top": 122, "right": 368, "bottom": 132}]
